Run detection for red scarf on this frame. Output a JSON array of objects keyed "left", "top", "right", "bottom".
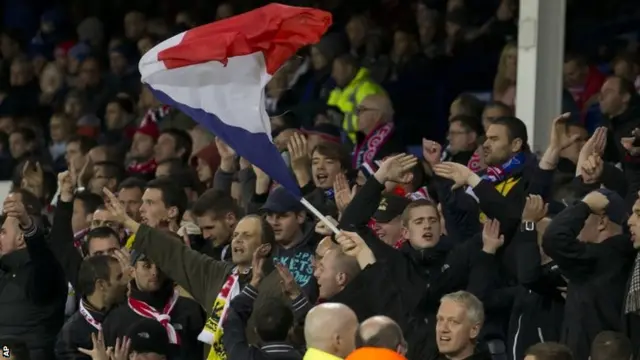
[
  {"left": 353, "top": 122, "right": 395, "bottom": 168},
  {"left": 467, "top": 149, "right": 482, "bottom": 173},
  {"left": 128, "top": 290, "right": 181, "bottom": 344}
]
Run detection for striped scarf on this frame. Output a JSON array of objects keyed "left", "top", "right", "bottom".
[
  {"left": 198, "top": 269, "right": 241, "bottom": 360},
  {"left": 625, "top": 253, "right": 640, "bottom": 314}
]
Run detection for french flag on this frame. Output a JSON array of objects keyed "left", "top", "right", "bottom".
[{"left": 139, "top": 4, "right": 332, "bottom": 195}]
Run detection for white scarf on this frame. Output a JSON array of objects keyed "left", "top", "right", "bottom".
[{"left": 79, "top": 300, "right": 102, "bottom": 331}]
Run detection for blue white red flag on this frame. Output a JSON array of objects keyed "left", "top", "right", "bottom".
[{"left": 139, "top": 4, "right": 332, "bottom": 196}]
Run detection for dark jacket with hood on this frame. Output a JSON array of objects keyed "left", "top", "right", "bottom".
[
  {"left": 542, "top": 202, "right": 636, "bottom": 360},
  {"left": 0, "top": 222, "right": 67, "bottom": 360},
  {"left": 272, "top": 221, "right": 319, "bottom": 303},
  {"left": 101, "top": 280, "right": 205, "bottom": 360}
]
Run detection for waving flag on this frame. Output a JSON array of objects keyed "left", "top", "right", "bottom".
[{"left": 139, "top": 4, "right": 332, "bottom": 196}]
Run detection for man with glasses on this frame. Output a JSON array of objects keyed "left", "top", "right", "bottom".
[
  {"left": 445, "top": 115, "right": 483, "bottom": 166},
  {"left": 352, "top": 93, "right": 404, "bottom": 168}
]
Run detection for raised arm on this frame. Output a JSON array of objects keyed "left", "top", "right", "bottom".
[
  {"left": 103, "top": 189, "right": 231, "bottom": 307},
  {"left": 542, "top": 191, "right": 604, "bottom": 280},
  {"left": 47, "top": 170, "right": 83, "bottom": 288},
  {"left": 4, "top": 194, "right": 65, "bottom": 303}
]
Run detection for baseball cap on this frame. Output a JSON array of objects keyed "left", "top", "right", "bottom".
[
  {"left": 127, "top": 318, "right": 170, "bottom": 356},
  {"left": 130, "top": 249, "right": 148, "bottom": 265},
  {"left": 261, "top": 187, "right": 304, "bottom": 214},
  {"left": 373, "top": 194, "right": 411, "bottom": 223},
  {"left": 595, "top": 188, "right": 628, "bottom": 225}
]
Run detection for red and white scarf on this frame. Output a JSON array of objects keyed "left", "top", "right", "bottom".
[
  {"left": 199, "top": 269, "right": 241, "bottom": 360},
  {"left": 79, "top": 300, "right": 102, "bottom": 331},
  {"left": 353, "top": 122, "right": 395, "bottom": 168},
  {"left": 128, "top": 290, "right": 181, "bottom": 344}
]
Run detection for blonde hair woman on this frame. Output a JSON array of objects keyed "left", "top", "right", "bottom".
[{"left": 493, "top": 42, "right": 517, "bottom": 108}]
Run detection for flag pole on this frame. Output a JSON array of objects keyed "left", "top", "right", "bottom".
[{"left": 300, "top": 198, "right": 340, "bottom": 235}]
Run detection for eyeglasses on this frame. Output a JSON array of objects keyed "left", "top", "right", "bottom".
[{"left": 355, "top": 106, "right": 380, "bottom": 116}]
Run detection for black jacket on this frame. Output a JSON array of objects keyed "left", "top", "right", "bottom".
[
  {"left": 542, "top": 202, "right": 636, "bottom": 360},
  {"left": 223, "top": 285, "right": 302, "bottom": 360},
  {"left": 603, "top": 100, "right": 640, "bottom": 204},
  {"left": 505, "top": 227, "right": 565, "bottom": 360},
  {"left": 55, "top": 300, "right": 107, "bottom": 360},
  {"left": 0, "top": 223, "right": 67, "bottom": 360},
  {"left": 101, "top": 281, "right": 205, "bottom": 360},
  {"left": 46, "top": 201, "right": 82, "bottom": 289},
  {"left": 338, "top": 176, "right": 496, "bottom": 360},
  {"left": 623, "top": 262, "right": 640, "bottom": 359},
  {"left": 339, "top": 175, "right": 475, "bottom": 313}
]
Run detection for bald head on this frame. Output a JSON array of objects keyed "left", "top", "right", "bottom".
[
  {"left": 361, "top": 94, "right": 394, "bottom": 120},
  {"left": 304, "top": 303, "right": 358, "bottom": 357},
  {"left": 356, "top": 316, "right": 405, "bottom": 352}
]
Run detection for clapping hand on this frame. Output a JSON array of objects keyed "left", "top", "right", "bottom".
[
  {"left": 333, "top": 173, "right": 355, "bottom": 213},
  {"left": 375, "top": 153, "right": 418, "bottom": 184},
  {"left": 482, "top": 219, "right": 504, "bottom": 254},
  {"left": 521, "top": 195, "right": 548, "bottom": 222},
  {"left": 276, "top": 263, "right": 302, "bottom": 300},
  {"left": 250, "top": 244, "right": 271, "bottom": 287},
  {"left": 287, "top": 132, "right": 309, "bottom": 171},
  {"left": 78, "top": 331, "right": 109, "bottom": 360},
  {"left": 433, "top": 162, "right": 475, "bottom": 189}
]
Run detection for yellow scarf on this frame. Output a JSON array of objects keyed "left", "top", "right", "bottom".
[
  {"left": 125, "top": 233, "right": 136, "bottom": 249},
  {"left": 479, "top": 177, "right": 521, "bottom": 223},
  {"left": 198, "top": 270, "right": 240, "bottom": 360}
]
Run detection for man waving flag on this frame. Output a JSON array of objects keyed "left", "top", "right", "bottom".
[{"left": 139, "top": 3, "right": 332, "bottom": 196}]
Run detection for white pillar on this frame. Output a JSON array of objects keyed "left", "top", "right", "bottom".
[{"left": 515, "top": 0, "right": 567, "bottom": 152}]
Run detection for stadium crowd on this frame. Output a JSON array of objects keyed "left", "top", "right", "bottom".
[{"left": 1, "top": 0, "right": 640, "bottom": 360}]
